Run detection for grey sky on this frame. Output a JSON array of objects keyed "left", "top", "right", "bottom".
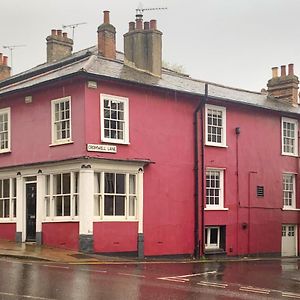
[{"left": 1, "top": 0, "right": 300, "bottom": 92}]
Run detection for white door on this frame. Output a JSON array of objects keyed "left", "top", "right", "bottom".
[{"left": 282, "top": 225, "right": 297, "bottom": 257}]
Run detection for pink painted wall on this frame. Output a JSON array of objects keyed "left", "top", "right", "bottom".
[
  {"left": 0, "top": 78, "right": 86, "bottom": 168},
  {"left": 85, "top": 82, "right": 196, "bottom": 256},
  {"left": 204, "top": 101, "right": 299, "bottom": 256},
  {"left": 42, "top": 222, "right": 79, "bottom": 250},
  {"left": 0, "top": 223, "right": 16, "bottom": 241},
  {"left": 93, "top": 222, "right": 138, "bottom": 253}
]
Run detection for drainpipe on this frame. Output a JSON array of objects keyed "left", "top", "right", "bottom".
[{"left": 194, "top": 83, "right": 208, "bottom": 259}]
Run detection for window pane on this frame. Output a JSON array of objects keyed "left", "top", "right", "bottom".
[
  {"left": 54, "top": 174, "right": 61, "bottom": 194},
  {"left": 63, "top": 173, "right": 70, "bottom": 194},
  {"left": 4, "top": 199, "right": 9, "bottom": 217},
  {"left": 94, "top": 195, "right": 101, "bottom": 216},
  {"left": 74, "top": 195, "right": 79, "bottom": 216},
  {"left": 105, "top": 173, "right": 115, "bottom": 193},
  {"left": 64, "top": 195, "right": 71, "bottom": 216},
  {"left": 104, "top": 195, "right": 114, "bottom": 215},
  {"left": 3, "top": 179, "right": 9, "bottom": 198},
  {"left": 116, "top": 174, "right": 125, "bottom": 194},
  {"left": 129, "top": 196, "right": 136, "bottom": 217},
  {"left": 210, "top": 228, "right": 218, "bottom": 244},
  {"left": 55, "top": 196, "right": 62, "bottom": 216},
  {"left": 129, "top": 175, "right": 136, "bottom": 194},
  {"left": 115, "top": 196, "right": 125, "bottom": 216}
]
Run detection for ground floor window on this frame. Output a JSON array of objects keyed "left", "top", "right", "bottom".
[
  {"left": 45, "top": 172, "right": 79, "bottom": 218},
  {"left": 205, "top": 226, "right": 226, "bottom": 251},
  {"left": 0, "top": 178, "right": 16, "bottom": 219},
  {"left": 94, "top": 172, "right": 137, "bottom": 220}
]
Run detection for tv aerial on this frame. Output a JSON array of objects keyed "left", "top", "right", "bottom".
[
  {"left": 2, "top": 44, "right": 26, "bottom": 74},
  {"left": 62, "top": 22, "right": 87, "bottom": 40},
  {"left": 135, "top": 3, "right": 167, "bottom": 20}
]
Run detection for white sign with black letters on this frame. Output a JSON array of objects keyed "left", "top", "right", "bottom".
[{"left": 87, "top": 144, "right": 117, "bottom": 153}]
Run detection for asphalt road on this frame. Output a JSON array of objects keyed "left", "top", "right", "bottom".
[{"left": 0, "top": 258, "right": 299, "bottom": 299}]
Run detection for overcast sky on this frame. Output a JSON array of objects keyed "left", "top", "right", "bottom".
[{"left": 1, "top": 0, "right": 300, "bottom": 92}]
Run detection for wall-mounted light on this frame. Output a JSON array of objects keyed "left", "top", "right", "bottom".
[{"left": 25, "top": 96, "right": 32, "bottom": 104}]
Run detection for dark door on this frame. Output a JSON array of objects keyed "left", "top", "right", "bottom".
[{"left": 26, "top": 183, "right": 37, "bottom": 241}]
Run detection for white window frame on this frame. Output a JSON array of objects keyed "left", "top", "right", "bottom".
[
  {"left": 281, "top": 117, "right": 298, "bottom": 156},
  {"left": 94, "top": 171, "right": 137, "bottom": 221},
  {"left": 100, "top": 94, "right": 129, "bottom": 144},
  {"left": 205, "top": 226, "right": 220, "bottom": 249},
  {"left": 205, "top": 168, "right": 226, "bottom": 210},
  {"left": 44, "top": 172, "right": 79, "bottom": 221},
  {"left": 283, "top": 173, "right": 296, "bottom": 209},
  {"left": 205, "top": 104, "right": 226, "bottom": 147},
  {"left": 51, "top": 96, "right": 72, "bottom": 145},
  {"left": 0, "top": 107, "right": 11, "bottom": 153},
  {"left": 0, "top": 178, "right": 16, "bottom": 221}
]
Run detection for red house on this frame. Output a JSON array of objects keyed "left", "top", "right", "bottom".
[{"left": 0, "top": 11, "right": 299, "bottom": 258}]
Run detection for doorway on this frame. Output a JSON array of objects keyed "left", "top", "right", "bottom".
[
  {"left": 282, "top": 224, "right": 297, "bottom": 257},
  {"left": 26, "top": 182, "right": 37, "bottom": 241}
]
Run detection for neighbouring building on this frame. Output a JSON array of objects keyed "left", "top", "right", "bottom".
[{"left": 0, "top": 11, "right": 299, "bottom": 258}]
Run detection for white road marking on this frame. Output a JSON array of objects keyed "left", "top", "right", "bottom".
[
  {"left": 282, "top": 292, "right": 300, "bottom": 299},
  {"left": 197, "top": 281, "right": 228, "bottom": 289},
  {"left": 239, "top": 286, "right": 270, "bottom": 295},
  {"left": 158, "top": 271, "right": 217, "bottom": 282},
  {"left": 42, "top": 264, "right": 69, "bottom": 269},
  {"left": 0, "top": 291, "right": 55, "bottom": 299},
  {"left": 118, "top": 272, "right": 146, "bottom": 278}
]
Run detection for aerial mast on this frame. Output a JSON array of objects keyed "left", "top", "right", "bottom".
[
  {"left": 135, "top": 3, "right": 167, "bottom": 20},
  {"left": 62, "top": 22, "right": 87, "bottom": 41},
  {"left": 2, "top": 44, "right": 26, "bottom": 74}
]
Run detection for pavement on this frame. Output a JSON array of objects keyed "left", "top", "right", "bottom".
[{"left": 0, "top": 239, "right": 299, "bottom": 265}]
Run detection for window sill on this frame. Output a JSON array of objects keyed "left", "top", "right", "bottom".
[
  {"left": 282, "top": 208, "right": 300, "bottom": 211},
  {"left": 49, "top": 140, "right": 74, "bottom": 147},
  {"left": 93, "top": 217, "right": 138, "bottom": 222},
  {"left": 205, "top": 143, "right": 228, "bottom": 148},
  {"left": 101, "top": 138, "right": 130, "bottom": 145},
  {"left": 281, "top": 152, "right": 298, "bottom": 158},
  {"left": 205, "top": 208, "right": 229, "bottom": 211},
  {"left": 0, "top": 149, "right": 11, "bottom": 154},
  {"left": 0, "top": 219, "right": 16, "bottom": 223},
  {"left": 43, "top": 217, "right": 79, "bottom": 223}
]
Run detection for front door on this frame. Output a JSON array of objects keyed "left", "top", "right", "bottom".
[
  {"left": 282, "top": 224, "right": 297, "bottom": 257},
  {"left": 26, "top": 183, "right": 37, "bottom": 241}
]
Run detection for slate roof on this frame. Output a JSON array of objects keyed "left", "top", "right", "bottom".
[{"left": 0, "top": 46, "right": 299, "bottom": 115}]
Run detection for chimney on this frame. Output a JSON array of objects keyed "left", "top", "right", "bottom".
[
  {"left": 97, "top": 11, "right": 116, "bottom": 59},
  {"left": 46, "top": 29, "right": 73, "bottom": 63},
  {"left": 124, "top": 16, "right": 162, "bottom": 77},
  {"left": 0, "top": 53, "right": 11, "bottom": 81},
  {"left": 267, "top": 64, "right": 299, "bottom": 105}
]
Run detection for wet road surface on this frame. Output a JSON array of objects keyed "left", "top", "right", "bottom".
[{"left": 0, "top": 258, "right": 299, "bottom": 299}]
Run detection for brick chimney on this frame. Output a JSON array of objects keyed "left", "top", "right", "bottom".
[
  {"left": 97, "top": 11, "right": 116, "bottom": 59},
  {"left": 0, "top": 53, "right": 11, "bottom": 81},
  {"left": 46, "top": 29, "right": 73, "bottom": 63},
  {"left": 124, "top": 16, "right": 162, "bottom": 77},
  {"left": 267, "top": 64, "right": 299, "bottom": 105}
]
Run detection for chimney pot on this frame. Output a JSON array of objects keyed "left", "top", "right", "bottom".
[
  {"left": 57, "top": 30, "right": 62, "bottom": 37},
  {"left": 144, "top": 22, "right": 150, "bottom": 30},
  {"left": 129, "top": 21, "right": 135, "bottom": 31},
  {"left": 281, "top": 65, "right": 286, "bottom": 77},
  {"left": 150, "top": 19, "right": 157, "bottom": 30},
  {"left": 103, "top": 10, "right": 110, "bottom": 24},
  {"left": 51, "top": 29, "right": 57, "bottom": 36},
  {"left": 3, "top": 56, "right": 8, "bottom": 66},
  {"left": 288, "top": 63, "right": 294, "bottom": 76},
  {"left": 136, "top": 19, "right": 143, "bottom": 30},
  {"left": 63, "top": 32, "right": 68, "bottom": 38},
  {"left": 272, "top": 67, "right": 278, "bottom": 78}
]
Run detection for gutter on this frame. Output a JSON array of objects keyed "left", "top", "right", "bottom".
[{"left": 194, "top": 83, "right": 208, "bottom": 258}]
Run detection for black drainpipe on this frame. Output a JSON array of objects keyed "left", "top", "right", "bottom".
[{"left": 194, "top": 83, "right": 208, "bottom": 259}]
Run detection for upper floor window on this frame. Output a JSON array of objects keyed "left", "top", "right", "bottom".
[
  {"left": 51, "top": 97, "right": 72, "bottom": 145},
  {"left": 206, "top": 169, "right": 225, "bottom": 210},
  {"left": 282, "top": 117, "right": 298, "bottom": 156},
  {"left": 0, "top": 107, "right": 11, "bottom": 153},
  {"left": 100, "top": 94, "right": 129, "bottom": 144},
  {"left": 205, "top": 104, "right": 226, "bottom": 147},
  {"left": 0, "top": 178, "right": 16, "bottom": 220},
  {"left": 94, "top": 172, "right": 137, "bottom": 220},
  {"left": 44, "top": 172, "right": 79, "bottom": 219},
  {"left": 283, "top": 173, "right": 296, "bottom": 209}
]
